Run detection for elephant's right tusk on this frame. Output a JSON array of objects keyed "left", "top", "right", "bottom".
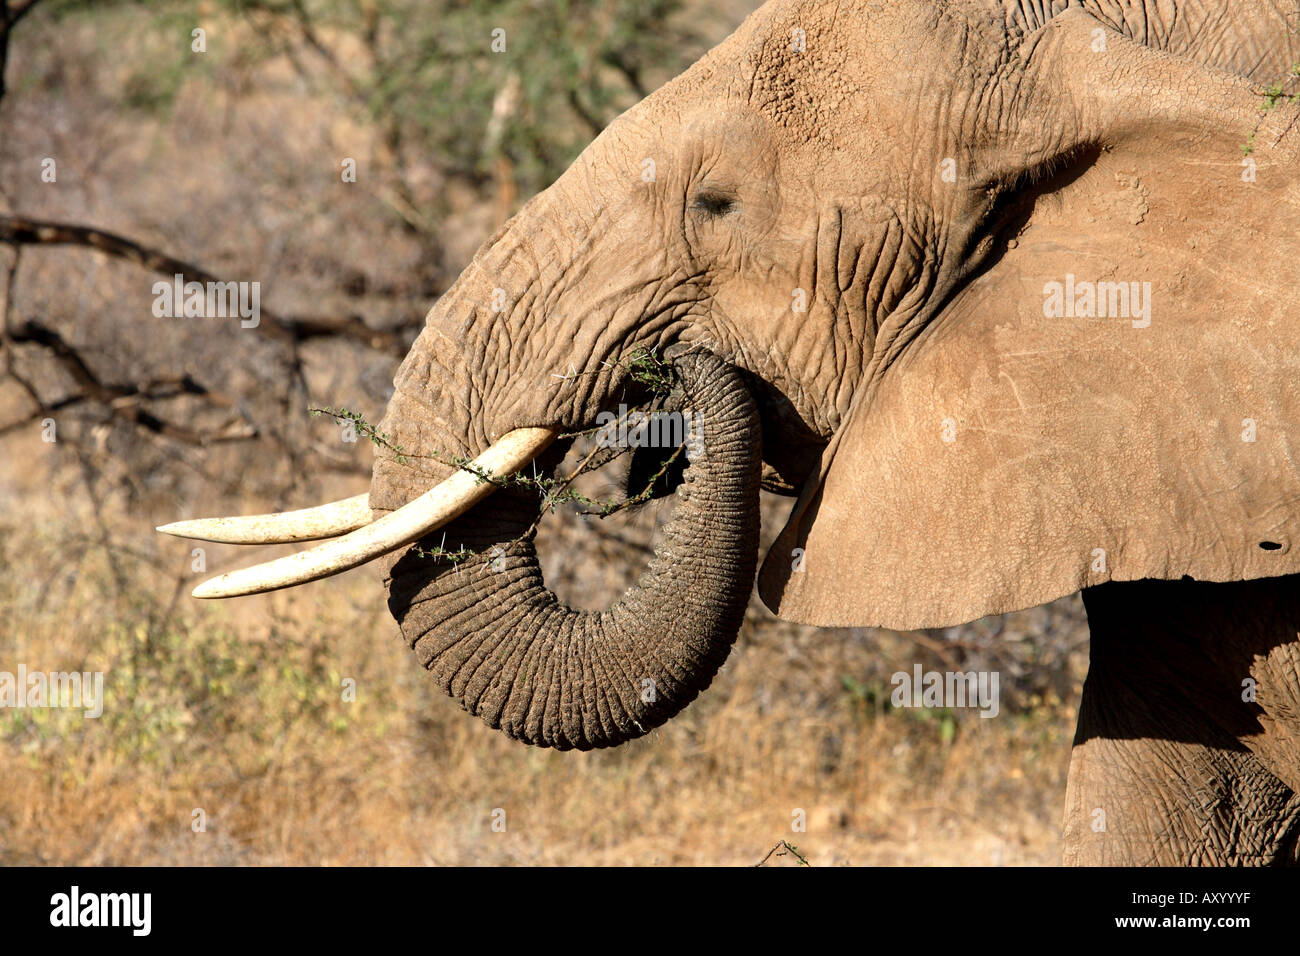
[
  {"left": 157, "top": 493, "right": 373, "bottom": 544},
  {"left": 188, "top": 426, "right": 557, "bottom": 599}
]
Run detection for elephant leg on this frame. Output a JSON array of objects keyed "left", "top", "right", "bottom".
[
  {"left": 1063, "top": 578, "right": 1300, "bottom": 866},
  {"left": 1064, "top": 686, "right": 1300, "bottom": 865}
]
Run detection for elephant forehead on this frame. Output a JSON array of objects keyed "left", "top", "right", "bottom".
[
  {"left": 740, "top": 18, "right": 864, "bottom": 145},
  {"left": 723, "top": 0, "right": 1010, "bottom": 159}
]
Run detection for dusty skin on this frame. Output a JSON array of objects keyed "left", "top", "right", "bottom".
[{"left": 161, "top": 0, "right": 1300, "bottom": 864}]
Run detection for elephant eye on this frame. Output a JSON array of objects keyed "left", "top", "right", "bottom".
[{"left": 691, "top": 190, "right": 736, "bottom": 218}]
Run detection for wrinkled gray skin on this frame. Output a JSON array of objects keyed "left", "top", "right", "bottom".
[
  {"left": 1065, "top": 579, "right": 1300, "bottom": 865},
  {"left": 1014, "top": 0, "right": 1299, "bottom": 75},
  {"left": 368, "top": 0, "right": 1300, "bottom": 863}
]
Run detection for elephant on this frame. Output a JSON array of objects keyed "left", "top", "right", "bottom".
[{"left": 159, "top": 0, "right": 1300, "bottom": 865}]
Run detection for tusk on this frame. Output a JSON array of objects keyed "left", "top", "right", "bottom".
[
  {"left": 157, "top": 494, "right": 373, "bottom": 544},
  {"left": 190, "top": 427, "right": 557, "bottom": 599}
]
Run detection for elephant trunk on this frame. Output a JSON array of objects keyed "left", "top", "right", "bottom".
[{"left": 384, "top": 349, "right": 762, "bottom": 750}]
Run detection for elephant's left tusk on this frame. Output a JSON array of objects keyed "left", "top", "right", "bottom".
[
  {"left": 157, "top": 493, "right": 373, "bottom": 544},
  {"left": 188, "top": 427, "right": 557, "bottom": 599}
]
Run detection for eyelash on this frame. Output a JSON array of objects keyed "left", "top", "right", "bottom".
[{"left": 692, "top": 192, "right": 736, "bottom": 218}]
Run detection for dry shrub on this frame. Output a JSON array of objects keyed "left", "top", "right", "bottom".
[{"left": 0, "top": 474, "right": 1082, "bottom": 865}]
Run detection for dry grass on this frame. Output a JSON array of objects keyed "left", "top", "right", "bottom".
[{"left": 1, "top": 438, "right": 1081, "bottom": 866}]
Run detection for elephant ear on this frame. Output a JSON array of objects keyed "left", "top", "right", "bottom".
[{"left": 759, "top": 10, "right": 1300, "bottom": 629}]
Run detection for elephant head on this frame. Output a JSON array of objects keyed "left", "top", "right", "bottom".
[{"left": 161, "top": 0, "right": 1300, "bottom": 751}]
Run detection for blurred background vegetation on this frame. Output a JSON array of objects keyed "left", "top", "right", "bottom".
[{"left": 0, "top": 0, "right": 1087, "bottom": 865}]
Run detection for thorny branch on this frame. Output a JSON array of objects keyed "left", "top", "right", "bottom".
[
  {"left": 1241, "top": 61, "right": 1300, "bottom": 155},
  {"left": 309, "top": 349, "right": 688, "bottom": 567},
  {"left": 755, "top": 840, "right": 810, "bottom": 867}
]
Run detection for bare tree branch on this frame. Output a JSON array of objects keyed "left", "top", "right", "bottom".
[
  {"left": 0, "top": 214, "right": 417, "bottom": 355},
  {"left": 1, "top": 319, "right": 258, "bottom": 445},
  {"left": 0, "top": 0, "right": 46, "bottom": 104}
]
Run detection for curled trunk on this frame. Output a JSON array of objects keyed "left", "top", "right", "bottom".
[{"left": 384, "top": 349, "right": 762, "bottom": 750}]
